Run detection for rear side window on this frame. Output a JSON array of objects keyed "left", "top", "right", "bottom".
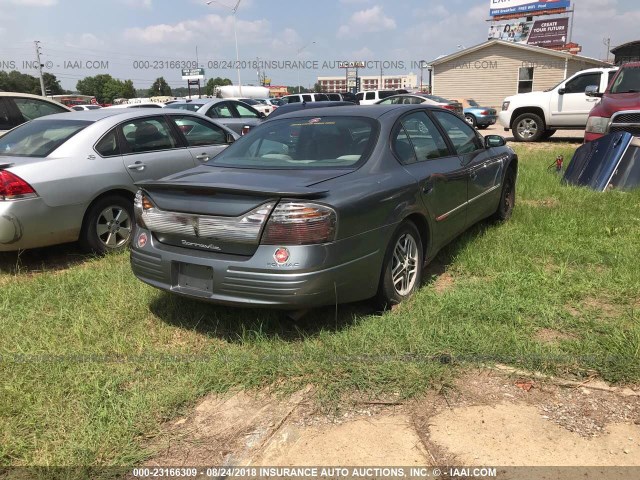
[
  {"left": 165, "top": 103, "right": 203, "bottom": 112},
  {"left": 393, "top": 112, "right": 449, "bottom": 164},
  {"left": 120, "top": 117, "right": 179, "bottom": 153},
  {"left": 95, "top": 129, "right": 120, "bottom": 157},
  {"left": 378, "top": 91, "right": 396, "bottom": 99},
  {"left": 286, "top": 96, "right": 300, "bottom": 103},
  {"left": 0, "top": 119, "right": 91, "bottom": 158},
  {"left": 12, "top": 97, "right": 68, "bottom": 121},
  {"left": 433, "top": 110, "right": 482, "bottom": 155},
  {"left": 365, "top": 92, "right": 375, "bottom": 100},
  {"left": 0, "top": 99, "right": 17, "bottom": 130},
  {"left": 208, "top": 103, "right": 233, "bottom": 118},
  {"left": 233, "top": 103, "right": 259, "bottom": 118},
  {"left": 302, "top": 95, "right": 312, "bottom": 102}
]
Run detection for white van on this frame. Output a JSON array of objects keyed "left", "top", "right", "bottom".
[
  {"left": 356, "top": 90, "right": 398, "bottom": 105},
  {"left": 281, "top": 93, "right": 330, "bottom": 104}
]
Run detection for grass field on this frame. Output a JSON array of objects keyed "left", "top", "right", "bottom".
[{"left": 1, "top": 142, "right": 639, "bottom": 468}]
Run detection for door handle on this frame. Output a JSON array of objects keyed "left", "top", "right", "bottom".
[
  {"left": 423, "top": 179, "right": 435, "bottom": 194},
  {"left": 470, "top": 171, "right": 478, "bottom": 180},
  {"left": 195, "top": 153, "right": 210, "bottom": 162},
  {"left": 127, "top": 162, "right": 146, "bottom": 171}
]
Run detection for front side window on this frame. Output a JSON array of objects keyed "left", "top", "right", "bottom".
[
  {"left": 302, "top": 95, "right": 313, "bottom": 102},
  {"left": 172, "top": 116, "right": 227, "bottom": 146},
  {"left": 0, "top": 119, "right": 91, "bottom": 158},
  {"left": 12, "top": 98, "right": 68, "bottom": 121},
  {"left": 379, "top": 97, "right": 401, "bottom": 105},
  {"left": 120, "top": 117, "right": 179, "bottom": 153},
  {"left": 0, "top": 99, "right": 16, "bottom": 130},
  {"left": 365, "top": 92, "right": 375, "bottom": 100},
  {"left": 564, "top": 72, "right": 602, "bottom": 94},
  {"left": 433, "top": 110, "right": 482, "bottom": 155},
  {"left": 209, "top": 116, "right": 378, "bottom": 169},
  {"left": 518, "top": 67, "right": 534, "bottom": 94}
]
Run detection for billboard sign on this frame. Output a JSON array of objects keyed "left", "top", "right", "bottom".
[
  {"left": 338, "top": 61, "right": 365, "bottom": 69},
  {"left": 489, "top": 0, "right": 571, "bottom": 17},
  {"left": 488, "top": 17, "right": 569, "bottom": 47},
  {"left": 181, "top": 68, "right": 205, "bottom": 80}
]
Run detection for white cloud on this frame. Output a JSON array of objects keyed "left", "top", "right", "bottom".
[
  {"left": 124, "top": 14, "right": 269, "bottom": 46},
  {"left": 1, "top": 0, "right": 57, "bottom": 5},
  {"left": 337, "top": 5, "right": 397, "bottom": 38},
  {"left": 119, "top": 0, "right": 152, "bottom": 9}
]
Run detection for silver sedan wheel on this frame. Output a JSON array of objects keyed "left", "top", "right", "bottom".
[
  {"left": 516, "top": 118, "right": 539, "bottom": 139},
  {"left": 391, "top": 233, "right": 419, "bottom": 296},
  {"left": 96, "top": 206, "right": 132, "bottom": 249}
]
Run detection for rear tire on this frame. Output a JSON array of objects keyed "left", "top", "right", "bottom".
[
  {"left": 376, "top": 221, "right": 423, "bottom": 309},
  {"left": 464, "top": 114, "right": 477, "bottom": 128},
  {"left": 512, "top": 113, "right": 545, "bottom": 142},
  {"left": 492, "top": 169, "right": 516, "bottom": 222},
  {"left": 80, "top": 195, "right": 134, "bottom": 254}
]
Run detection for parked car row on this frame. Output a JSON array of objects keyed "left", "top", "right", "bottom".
[{"left": 0, "top": 98, "right": 517, "bottom": 311}]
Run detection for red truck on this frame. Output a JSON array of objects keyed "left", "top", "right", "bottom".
[{"left": 584, "top": 62, "right": 640, "bottom": 142}]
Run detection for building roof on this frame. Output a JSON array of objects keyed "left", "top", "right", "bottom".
[
  {"left": 611, "top": 40, "right": 640, "bottom": 53},
  {"left": 428, "top": 39, "right": 611, "bottom": 67}
]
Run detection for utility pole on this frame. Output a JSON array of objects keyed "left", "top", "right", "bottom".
[
  {"left": 603, "top": 37, "right": 611, "bottom": 62},
  {"left": 34, "top": 41, "right": 46, "bottom": 97}
]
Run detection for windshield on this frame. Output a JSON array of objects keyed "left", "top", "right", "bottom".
[
  {"left": 466, "top": 99, "right": 480, "bottom": 107},
  {"left": 544, "top": 79, "right": 565, "bottom": 92},
  {"left": 610, "top": 66, "right": 640, "bottom": 94},
  {"left": 209, "top": 116, "right": 378, "bottom": 169},
  {"left": 0, "top": 119, "right": 91, "bottom": 157},
  {"left": 164, "top": 103, "right": 203, "bottom": 112}
]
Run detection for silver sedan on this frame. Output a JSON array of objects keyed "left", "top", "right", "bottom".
[{"left": 0, "top": 109, "right": 238, "bottom": 253}]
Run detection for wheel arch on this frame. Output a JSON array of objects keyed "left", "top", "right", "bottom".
[
  {"left": 510, "top": 107, "right": 546, "bottom": 129},
  {"left": 403, "top": 212, "right": 431, "bottom": 260},
  {"left": 80, "top": 188, "right": 136, "bottom": 233}
]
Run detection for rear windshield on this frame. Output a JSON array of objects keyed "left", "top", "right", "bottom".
[
  {"left": 0, "top": 119, "right": 91, "bottom": 157},
  {"left": 209, "top": 116, "right": 379, "bottom": 169},
  {"left": 164, "top": 103, "right": 203, "bottom": 112},
  {"left": 239, "top": 98, "right": 259, "bottom": 105},
  {"left": 610, "top": 66, "right": 640, "bottom": 94}
]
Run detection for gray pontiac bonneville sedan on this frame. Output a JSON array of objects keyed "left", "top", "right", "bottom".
[{"left": 131, "top": 105, "right": 518, "bottom": 309}]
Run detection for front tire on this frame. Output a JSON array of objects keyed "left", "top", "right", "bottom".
[
  {"left": 376, "top": 221, "right": 423, "bottom": 309},
  {"left": 492, "top": 169, "right": 516, "bottom": 222},
  {"left": 80, "top": 195, "right": 134, "bottom": 254},
  {"left": 512, "top": 113, "right": 545, "bottom": 142}
]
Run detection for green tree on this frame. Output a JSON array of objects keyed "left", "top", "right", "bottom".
[
  {"left": 204, "top": 77, "right": 233, "bottom": 96},
  {"left": 42, "top": 73, "right": 64, "bottom": 95},
  {"left": 0, "top": 70, "right": 40, "bottom": 94},
  {"left": 77, "top": 74, "right": 125, "bottom": 103},
  {"left": 287, "top": 86, "right": 312, "bottom": 94},
  {"left": 150, "top": 77, "right": 171, "bottom": 96},
  {"left": 121, "top": 79, "right": 136, "bottom": 99},
  {"left": 313, "top": 82, "right": 324, "bottom": 93}
]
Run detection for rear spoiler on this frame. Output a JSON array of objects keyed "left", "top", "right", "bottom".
[{"left": 137, "top": 180, "right": 329, "bottom": 199}]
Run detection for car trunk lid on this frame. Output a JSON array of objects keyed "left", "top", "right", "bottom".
[{"left": 138, "top": 167, "right": 349, "bottom": 255}]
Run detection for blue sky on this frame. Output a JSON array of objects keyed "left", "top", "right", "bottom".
[{"left": 0, "top": 0, "right": 638, "bottom": 91}]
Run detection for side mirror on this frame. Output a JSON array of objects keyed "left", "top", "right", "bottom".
[
  {"left": 558, "top": 88, "right": 566, "bottom": 95},
  {"left": 485, "top": 135, "right": 506, "bottom": 148},
  {"left": 226, "top": 133, "right": 235, "bottom": 144},
  {"left": 585, "top": 85, "right": 603, "bottom": 97}
]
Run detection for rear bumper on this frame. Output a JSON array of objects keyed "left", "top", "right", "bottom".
[
  {"left": 0, "top": 197, "right": 82, "bottom": 251},
  {"left": 476, "top": 115, "right": 497, "bottom": 126},
  {"left": 130, "top": 224, "right": 394, "bottom": 309}
]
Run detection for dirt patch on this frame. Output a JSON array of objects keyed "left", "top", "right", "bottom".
[
  {"left": 535, "top": 328, "right": 578, "bottom": 344},
  {"left": 424, "top": 261, "right": 455, "bottom": 294},
  {"left": 142, "top": 369, "right": 639, "bottom": 469}
]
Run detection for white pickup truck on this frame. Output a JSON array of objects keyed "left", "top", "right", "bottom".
[{"left": 498, "top": 67, "right": 618, "bottom": 141}]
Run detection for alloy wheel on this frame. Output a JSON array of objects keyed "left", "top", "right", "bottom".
[
  {"left": 391, "top": 233, "right": 419, "bottom": 296},
  {"left": 516, "top": 118, "right": 538, "bottom": 139},
  {"left": 96, "top": 206, "right": 132, "bottom": 249}
]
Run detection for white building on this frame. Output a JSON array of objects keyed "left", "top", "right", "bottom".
[{"left": 317, "top": 73, "right": 419, "bottom": 93}]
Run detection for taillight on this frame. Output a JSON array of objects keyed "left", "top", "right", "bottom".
[
  {"left": 480, "top": 110, "right": 490, "bottom": 115},
  {"left": 241, "top": 125, "right": 251, "bottom": 136},
  {"left": 442, "top": 104, "right": 456, "bottom": 110},
  {"left": 0, "top": 171, "right": 37, "bottom": 200},
  {"left": 134, "top": 190, "right": 153, "bottom": 228},
  {"left": 261, "top": 202, "right": 337, "bottom": 245}
]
